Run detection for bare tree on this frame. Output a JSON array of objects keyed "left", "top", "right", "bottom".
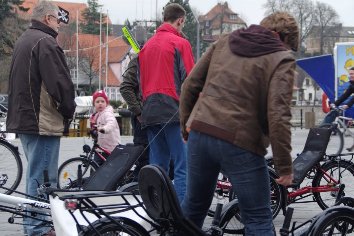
[
  {"left": 313, "top": 2, "right": 339, "bottom": 54},
  {"left": 78, "top": 38, "right": 100, "bottom": 94}
]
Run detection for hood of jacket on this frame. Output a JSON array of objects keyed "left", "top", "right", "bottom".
[{"left": 229, "top": 24, "right": 287, "bottom": 58}]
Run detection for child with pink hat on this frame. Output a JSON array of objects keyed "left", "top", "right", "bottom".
[{"left": 90, "top": 90, "right": 121, "bottom": 164}]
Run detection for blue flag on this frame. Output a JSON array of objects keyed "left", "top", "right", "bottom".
[{"left": 296, "top": 55, "right": 335, "bottom": 101}]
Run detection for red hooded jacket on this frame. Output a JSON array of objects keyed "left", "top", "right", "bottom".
[{"left": 138, "top": 23, "right": 194, "bottom": 126}]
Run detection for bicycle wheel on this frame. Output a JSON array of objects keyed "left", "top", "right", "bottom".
[
  {"left": 58, "top": 157, "right": 98, "bottom": 189},
  {"left": 0, "top": 139, "right": 22, "bottom": 194},
  {"left": 219, "top": 200, "right": 244, "bottom": 235},
  {"left": 319, "top": 123, "right": 344, "bottom": 155},
  {"left": 81, "top": 216, "right": 149, "bottom": 236},
  {"left": 307, "top": 206, "right": 354, "bottom": 236},
  {"left": 313, "top": 160, "right": 354, "bottom": 210}
]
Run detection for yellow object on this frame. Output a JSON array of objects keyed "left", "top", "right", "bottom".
[
  {"left": 339, "top": 74, "right": 349, "bottom": 85},
  {"left": 122, "top": 26, "right": 140, "bottom": 53}
]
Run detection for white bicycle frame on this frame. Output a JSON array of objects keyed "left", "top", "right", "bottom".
[{"left": 0, "top": 191, "right": 152, "bottom": 236}]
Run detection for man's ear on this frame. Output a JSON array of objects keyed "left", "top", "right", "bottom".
[{"left": 177, "top": 17, "right": 184, "bottom": 26}]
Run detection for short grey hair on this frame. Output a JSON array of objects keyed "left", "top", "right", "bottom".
[{"left": 32, "top": 0, "right": 59, "bottom": 21}]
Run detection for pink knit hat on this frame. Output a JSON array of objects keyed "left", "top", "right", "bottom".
[{"left": 92, "top": 90, "right": 109, "bottom": 104}]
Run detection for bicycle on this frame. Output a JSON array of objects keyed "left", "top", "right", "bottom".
[
  {"left": 320, "top": 106, "right": 354, "bottom": 155},
  {"left": 57, "top": 128, "right": 111, "bottom": 189},
  {"left": 279, "top": 197, "right": 354, "bottom": 236},
  {"left": 0, "top": 172, "right": 54, "bottom": 233},
  {"left": 0, "top": 166, "right": 242, "bottom": 236},
  {"left": 228, "top": 127, "right": 354, "bottom": 219},
  {"left": 0, "top": 104, "right": 23, "bottom": 195}
]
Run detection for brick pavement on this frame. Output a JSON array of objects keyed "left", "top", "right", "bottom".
[{"left": 0, "top": 129, "right": 343, "bottom": 235}]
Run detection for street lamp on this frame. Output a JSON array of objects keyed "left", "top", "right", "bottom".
[{"left": 184, "top": 0, "right": 200, "bottom": 61}]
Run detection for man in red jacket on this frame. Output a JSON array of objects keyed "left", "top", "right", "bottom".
[{"left": 138, "top": 3, "right": 194, "bottom": 203}]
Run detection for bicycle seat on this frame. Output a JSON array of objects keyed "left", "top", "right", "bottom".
[
  {"left": 138, "top": 165, "right": 206, "bottom": 236},
  {"left": 83, "top": 145, "right": 144, "bottom": 191},
  {"left": 291, "top": 127, "right": 332, "bottom": 187}
]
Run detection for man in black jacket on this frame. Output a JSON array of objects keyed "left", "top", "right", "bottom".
[
  {"left": 322, "top": 67, "right": 354, "bottom": 124},
  {"left": 6, "top": 1, "right": 76, "bottom": 235}
]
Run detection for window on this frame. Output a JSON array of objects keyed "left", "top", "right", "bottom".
[
  {"left": 206, "top": 20, "right": 210, "bottom": 27},
  {"left": 305, "top": 78, "right": 311, "bottom": 86},
  {"left": 230, "top": 14, "right": 237, "bottom": 20}
]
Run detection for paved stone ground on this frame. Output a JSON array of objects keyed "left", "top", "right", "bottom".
[{"left": 0, "top": 128, "right": 352, "bottom": 235}]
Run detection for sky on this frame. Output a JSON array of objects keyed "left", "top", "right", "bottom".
[{"left": 57, "top": 0, "right": 354, "bottom": 26}]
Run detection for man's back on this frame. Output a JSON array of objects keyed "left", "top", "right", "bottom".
[{"left": 139, "top": 23, "right": 194, "bottom": 101}]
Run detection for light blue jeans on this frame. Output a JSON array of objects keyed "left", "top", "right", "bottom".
[
  {"left": 19, "top": 134, "right": 60, "bottom": 236},
  {"left": 182, "top": 131, "right": 274, "bottom": 235},
  {"left": 146, "top": 123, "right": 187, "bottom": 204}
]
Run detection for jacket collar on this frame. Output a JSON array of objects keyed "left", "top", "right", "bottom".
[
  {"left": 156, "top": 23, "right": 182, "bottom": 37},
  {"left": 30, "top": 20, "right": 58, "bottom": 38}
]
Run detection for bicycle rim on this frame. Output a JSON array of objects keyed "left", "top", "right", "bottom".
[
  {"left": 319, "top": 124, "right": 344, "bottom": 155},
  {"left": 0, "top": 139, "right": 22, "bottom": 194},
  {"left": 58, "top": 157, "right": 97, "bottom": 189},
  {"left": 313, "top": 161, "right": 354, "bottom": 210}
]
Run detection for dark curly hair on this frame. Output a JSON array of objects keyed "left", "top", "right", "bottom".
[{"left": 260, "top": 12, "right": 299, "bottom": 52}]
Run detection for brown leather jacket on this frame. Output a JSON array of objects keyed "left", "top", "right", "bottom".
[{"left": 180, "top": 25, "right": 296, "bottom": 176}]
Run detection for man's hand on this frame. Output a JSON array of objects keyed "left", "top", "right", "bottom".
[
  {"left": 276, "top": 174, "right": 293, "bottom": 186},
  {"left": 342, "top": 105, "right": 349, "bottom": 110},
  {"left": 330, "top": 103, "right": 336, "bottom": 109},
  {"left": 182, "top": 127, "right": 191, "bottom": 142}
]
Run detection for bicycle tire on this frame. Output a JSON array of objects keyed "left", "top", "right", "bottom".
[
  {"left": 319, "top": 123, "right": 344, "bottom": 155},
  {"left": 219, "top": 200, "right": 244, "bottom": 235},
  {"left": 58, "top": 157, "right": 98, "bottom": 189},
  {"left": 80, "top": 216, "right": 149, "bottom": 236},
  {"left": 312, "top": 160, "right": 354, "bottom": 210},
  {"left": 0, "top": 139, "right": 22, "bottom": 194},
  {"left": 307, "top": 206, "right": 354, "bottom": 236},
  {"left": 228, "top": 169, "right": 283, "bottom": 219}
]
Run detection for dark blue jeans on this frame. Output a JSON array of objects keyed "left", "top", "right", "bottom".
[
  {"left": 321, "top": 110, "right": 338, "bottom": 125},
  {"left": 182, "top": 131, "right": 274, "bottom": 235},
  {"left": 19, "top": 134, "right": 60, "bottom": 236},
  {"left": 146, "top": 123, "right": 187, "bottom": 203}
]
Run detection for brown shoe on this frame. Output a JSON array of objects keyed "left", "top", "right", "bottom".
[{"left": 42, "top": 229, "right": 56, "bottom": 236}]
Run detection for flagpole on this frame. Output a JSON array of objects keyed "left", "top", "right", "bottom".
[
  {"left": 99, "top": 10, "right": 102, "bottom": 90},
  {"left": 76, "top": 10, "right": 79, "bottom": 92},
  {"left": 105, "top": 10, "right": 108, "bottom": 91}
]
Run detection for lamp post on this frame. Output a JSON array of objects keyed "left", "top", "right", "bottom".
[{"left": 184, "top": 0, "right": 200, "bottom": 61}]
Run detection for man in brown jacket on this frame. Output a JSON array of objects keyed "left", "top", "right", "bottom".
[{"left": 180, "top": 12, "right": 299, "bottom": 235}]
